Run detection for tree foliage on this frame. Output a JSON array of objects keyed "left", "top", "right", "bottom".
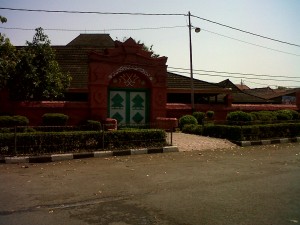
[
  {"left": 0, "top": 16, "right": 18, "bottom": 89},
  {"left": 8, "top": 27, "right": 71, "bottom": 100},
  {"left": 119, "top": 36, "right": 160, "bottom": 58}
]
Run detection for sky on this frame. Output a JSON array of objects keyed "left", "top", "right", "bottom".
[{"left": 1, "top": 0, "right": 300, "bottom": 89}]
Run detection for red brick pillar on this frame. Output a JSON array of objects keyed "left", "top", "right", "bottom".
[{"left": 224, "top": 94, "right": 233, "bottom": 107}]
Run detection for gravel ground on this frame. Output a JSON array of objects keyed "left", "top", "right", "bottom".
[{"left": 169, "top": 132, "right": 237, "bottom": 152}]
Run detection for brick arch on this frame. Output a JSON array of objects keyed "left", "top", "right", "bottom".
[
  {"left": 108, "top": 69, "right": 152, "bottom": 89},
  {"left": 109, "top": 65, "right": 153, "bottom": 81}
]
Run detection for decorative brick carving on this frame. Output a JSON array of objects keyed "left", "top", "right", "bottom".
[{"left": 109, "top": 65, "right": 152, "bottom": 81}]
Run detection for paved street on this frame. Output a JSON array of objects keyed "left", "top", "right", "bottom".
[{"left": 0, "top": 143, "right": 300, "bottom": 225}]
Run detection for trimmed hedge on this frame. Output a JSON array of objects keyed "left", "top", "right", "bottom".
[
  {"left": 182, "top": 124, "right": 203, "bottom": 135},
  {"left": 42, "top": 113, "right": 69, "bottom": 126},
  {"left": 206, "top": 111, "right": 214, "bottom": 120},
  {"left": 226, "top": 110, "right": 300, "bottom": 124},
  {"left": 203, "top": 125, "right": 242, "bottom": 140},
  {"left": 276, "top": 110, "right": 293, "bottom": 121},
  {"left": 0, "top": 115, "right": 29, "bottom": 127},
  {"left": 227, "top": 111, "right": 252, "bottom": 125},
  {"left": 80, "top": 120, "right": 102, "bottom": 131},
  {"left": 0, "top": 129, "right": 166, "bottom": 156},
  {"left": 182, "top": 123, "right": 300, "bottom": 141},
  {"left": 179, "top": 115, "right": 197, "bottom": 130},
  {"left": 192, "top": 112, "right": 206, "bottom": 125}
]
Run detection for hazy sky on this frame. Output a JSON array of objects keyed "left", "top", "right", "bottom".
[{"left": 1, "top": 0, "right": 300, "bottom": 88}]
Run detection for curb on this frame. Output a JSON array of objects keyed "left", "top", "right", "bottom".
[
  {"left": 233, "top": 137, "right": 300, "bottom": 147},
  {"left": 1, "top": 146, "right": 179, "bottom": 164}
]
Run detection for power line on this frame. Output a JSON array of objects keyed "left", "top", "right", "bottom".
[
  {"left": 0, "top": 25, "right": 186, "bottom": 32},
  {"left": 168, "top": 66, "right": 300, "bottom": 80},
  {"left": 2, "top": 25, "right": 299, "bottom": 57},
  {"left": 1, "top": 7, "right": 299, "bottom": 47},
  {"left": 0, "top": 7, "right": 185, "bottom": 16},
  {"left": 243, "top": 80, "right": 300, "bottom": 88},
  {"left": 168, "top": 70, "right": 300, "bottom": 83},
  {"left": 191, "top": 14, "right": 300, "bottom": 48},
  {"left": 201, "top": 28, "right": 300, "bottom": 57}
]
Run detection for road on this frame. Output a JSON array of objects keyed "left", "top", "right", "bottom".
[{"left": 0, "top": 143, "right": 300, "bottom": 225}]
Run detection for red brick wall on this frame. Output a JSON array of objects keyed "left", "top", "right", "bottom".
[{"left": 8, "top": 101, "right": 89, "bottom": 125}]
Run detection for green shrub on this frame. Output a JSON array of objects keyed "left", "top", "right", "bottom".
[
  {"left": 290, "top": 110, "right": 300, "bottom": 120},
  {"left": 192, "top": 112, "right": 206, "bottom": 124},
  {"left": 81, "top": 120, "right": 102, "bottom": 131},
  {"left": 276, "top": 110, "right": 293, "bottom": 121},
  {"left": 203, "top": 125, "right": 242, "bottom": 141},
  {"left": 206, "top": 111, "right": 214, "bottom": 120},
  {"left": 0, "top": 115, "right": 29, "bottom": 127},
  {"left": 0, "top": 129, "right": 166, "bottom": 156},
  {"left": 226, "top": 111, "right": 252, "bottom": 124},
  {"left": 182, "top": 124, "right": 203, "bottom": 135},
  {"left": 179, "top": 115, "right": 197, "bottom": 130},
  {"left": 0, "top": 116, "right": 14, "bottom": 127},
  {"left": 241, "top": 125, "right": 260, "bottom": 140},
  {"left": 42, "top": 113, "right": 69, "bottom": 126},
  {"left": 251, "top": 111, "right": 277, "bottom": 123}
]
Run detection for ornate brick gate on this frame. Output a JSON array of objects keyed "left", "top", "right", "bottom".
[{"left": 88, "top": 38, "right": 168, "bottom": 124}]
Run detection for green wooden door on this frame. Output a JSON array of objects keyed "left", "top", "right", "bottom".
[{"left": 109, "top": 90, "right": 148, "bottom": 125}]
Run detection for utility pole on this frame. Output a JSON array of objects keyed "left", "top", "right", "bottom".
[{"left": 188, "top": 11, "right": 195, "bottom": 112}]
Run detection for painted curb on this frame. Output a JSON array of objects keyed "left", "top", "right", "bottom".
[
  {"left": 235, "top": 137, "right": 300, "bottom": 147},
  {"left": 2, "top": 146, "right": 179, "bottom": 164}
]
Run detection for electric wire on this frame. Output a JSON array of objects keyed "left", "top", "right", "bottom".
[
  {"left": 0, "top": 25, "right": 186, "bottom": 32},
  {"left": 167, "top": 70, "right": 300, "bottom": 83},
  {"left": 0, "top": 7, "right": 185, "bottom": 16},
  {"left": 1, "top": 7, "right": 299, "bottom": 86},
  {"left": 1, "top": 25, "right": 299, "bottom": 57},
  {"left": 201, "top": 28, "right": 300, "bottom": 57},
  {"left": 168, "top": 66, "right": 300, "bottom": 80},
  {"left": 243, "top": 80, "right": 299, "bottom": 88},
  {"left": 191, "top": 14, "right": 300, "bottom": 48},
  {"left": 1, "top": 7, "right": 299, "bottom": 47}
]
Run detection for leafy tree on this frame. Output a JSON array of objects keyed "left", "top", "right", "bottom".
[
  {"left": 0, "top": 16, "right": 7, "bottom": 23},
  {"left": 8, "top": 27, "right": 71, "bottom": 100},
  {"left": 0, "top": 16, "right": 18, "bottom": 90}
]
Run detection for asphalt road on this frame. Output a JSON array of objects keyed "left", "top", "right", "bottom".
[{"left": 0, "top": 143, "right": 300, "bottom": 225}]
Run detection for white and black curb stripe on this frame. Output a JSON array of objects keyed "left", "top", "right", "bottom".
[
  {"left": 1, "top": 146, "right": 179, "bottom": 164},
  {"left": 235, "top": 137, "right": 300, "bottom": 147}
]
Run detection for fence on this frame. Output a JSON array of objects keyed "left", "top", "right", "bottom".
[{"left": 0, "top": 123, "right": 174, "bottom": 157}]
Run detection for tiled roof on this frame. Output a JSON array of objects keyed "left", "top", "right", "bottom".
[
  {"left": 217, "top": 79, "right": 270, "bottom": 103},
  {"left": 235, "top": 83, "right": 250, "bottom": 90},
  {"left": 167, "top": 72, "right": 222, "bottom": 90},
  {"left": 53, "top": 34, "right": 115, "bottom": 88},
  {"left": 53, "top": 46, "right": 106, "bottom": 88},
  {"left": 244, "top": 87, "right": 300, "bottom": 100},
  {"left": 218, "top": 79, "right": 241, "bottom": 92},
  {"left": 243, "top": 87, "right": 276, "bottom": 99},
  {"left": 67, "top": 34, "right": 114, "bottom": 47}
]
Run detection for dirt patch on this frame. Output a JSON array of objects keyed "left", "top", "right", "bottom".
[{"left": 169, "top": 132, "right": 237, "bottom": 152}]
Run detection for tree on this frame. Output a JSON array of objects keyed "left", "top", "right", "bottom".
[
  {"left": 8, "top": 27, "right": 71, "bottom": 100},
  {"left": 0, "top": 16, "right": 7, "bottom": 23},
  {"left": 0, "top": 16, "right": 18, "bottom": 90}
]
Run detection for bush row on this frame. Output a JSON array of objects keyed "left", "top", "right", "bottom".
[
  {"left": 179, "top": 111, "right": 215, "bottom": 129},
  {"left": 0, "top": 115, "right": 29, "bottom": 127},
  {"left": 0, "top": 129, "right": 166, "bottom": 156},
  {"left": 227, "top": 110, "right": 300, "bottom": 124},
  {"left": 182, "top": 123, "right": 300, "bottom": 141},
  {"left": 0, "top": 113, "right": 102, "bottom": 128}
]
